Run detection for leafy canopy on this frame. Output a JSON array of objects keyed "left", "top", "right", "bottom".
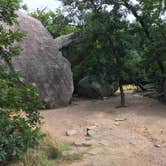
[{"left": 30, "top": 8, "right": 79, "bottom": 38}]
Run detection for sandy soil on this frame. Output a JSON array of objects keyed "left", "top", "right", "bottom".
[{"left": 41, "top": 93, "right": 166, "bottom": 166}]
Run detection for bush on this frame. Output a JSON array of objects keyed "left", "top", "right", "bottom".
[
  {"left": 0, "top": 67, "right": 43, "bottom": 123},
  {"left": 0, "top": 109, "right": 43, "bottom": 166},
  {"left": 0, "top": 1, "right": 44, "bottom": 164},
  {"left": 0, "top": 67, "right": 44, "bottom": 165}
]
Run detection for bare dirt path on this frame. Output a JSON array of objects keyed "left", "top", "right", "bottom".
[{"left": 41, "top": 93, "right": 166, "bottom": 166}]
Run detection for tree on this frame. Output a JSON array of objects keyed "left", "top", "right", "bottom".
[
  {"left": 119, "top": 0, "right": 166, "bottom": 96},
  {"left": 73, "top": 6, "right": 135, "bottom": 106},
  {"left": 61, "top": 0, "right": 166, "bottom": 101},
  {"left": 0, "top": 0, "right": 43, "bottom": 164},
  {"left": 30, "top": 8, "right": 79, "bottom": 38},
  {"left": 61, "top": 0, "right": 145, "bottom": 106}
]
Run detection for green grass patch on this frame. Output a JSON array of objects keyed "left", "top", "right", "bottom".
[{"left": 9, "top": 135, "right": 82, "bottom": 166}]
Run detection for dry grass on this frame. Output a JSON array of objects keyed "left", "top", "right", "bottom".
[
  {"left": 9, "top": 133, "right": 82, "bottom": 166},
  {"left": 117, "top": 84, "right": 138, "bottom": 92}
]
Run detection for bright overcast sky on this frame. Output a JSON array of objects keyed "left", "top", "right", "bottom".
[
  {"left": 23, "top": 0, "right": 135, "bottom": 20},
  {"left": 23, "top": 0, "right": 138, "bottom": 12},
  {"left": 23, "top": 0, "right": 62, "bottom": 12}
]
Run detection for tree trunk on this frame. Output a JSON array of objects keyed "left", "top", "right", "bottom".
[
  {"left": 164, "top": 79, "right": 166, "bottom": 102},
  {"left": 119, "top": 82, "right": 125, "bottom": 107}
]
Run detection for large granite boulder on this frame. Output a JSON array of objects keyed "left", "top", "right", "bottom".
[
  {"left": 78, "top": 76, "right": 118, "bottom": 99},
  {"left": 55, "top": 33, "right": 87, "bottom": 68},
  {"left": 8, "top": 14, "right": 74, "bottom": 108},
  {"left": 55, "top": 33, "right": 75, "bottom": 50}
]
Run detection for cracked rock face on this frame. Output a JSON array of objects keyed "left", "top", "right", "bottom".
[{"left": 9, "top": 13, "right": 74, "bottom": 108}]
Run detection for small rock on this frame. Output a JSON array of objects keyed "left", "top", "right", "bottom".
[
  {"left": 154, "top": 144, "right": 161, "bottom": 148},
  {"left": 74, "top": 141, "right": 83, "bottom": 146},
  {"left": 62, "top": 150, "right": 78, "bottom": 156},
  {"left": 88, "top": 148, "right": 101, "bottom": 155},
  {"left": 133, "top": 94, "right": 143, "bottom": 98},
  {"left": 66, "top": 129, "right": 77, "bottom": 136},
  {"left": 74, "top": 141, "right": 92, "bottom": 147},
  {"left": 99, "top": 140, "right": 109, "bottom": 146},
  {"left": 83, "top": 141, "right": 92, "bottom": 147},
  {"left": 115, "top": 118, "right": 127, "bottom": 122},
  {"left": 114, "top": 122, "right": 120, "bottom": 126},
  {"left": 87, "top": 129, "right": 96, "bottom": 137},
  {"left": 103, "top": 97, "right": 109, "bottom": 100},
  {"left": 87, "top": 125, "right": 97, "bottom": 130}
]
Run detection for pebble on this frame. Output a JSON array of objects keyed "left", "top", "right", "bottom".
[
  {"left": 62, "top": 150, "right": 78, "bottom": 156},
  {"left": 66, "top": 129, "right": 77, "bottom": 136},
  {"left": 114, "top": 122, "right": 120, "bottom": 126},
  {"left": 99, "top": 140, "right": 109, "bottom": 146},
  {"left": 87, "top": 125, "right": 97, "bottom": 130},
  {"left": 87, "top": 129, "right": 96, "bottom": 137},
  {"left": 154, "top": 144, "right": 161, "bottom": 148},
  {"left": 88, "top": 148, "right": 101, "bottom": 155},
  {"left": 115, "top": 118, "right": 127, "bottom": 122},
  {"left": 74, "top": 140, "right": 92, "bottom": 147}
]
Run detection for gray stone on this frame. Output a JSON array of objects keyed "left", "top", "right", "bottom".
[
  {"left": 3, "top": 13, "right": 74, "bottom": 108},
  {"left": 88, "top": 148, "right": 102, "bottom": 155},
  {"left": 87, "top": 125, "right": 97, "bottom": 130},
  {"left": 87, "top": 130, "right": 96, "bottom": 137},
  {"left": 115, "top": 118, "right": 127, "bottom": 122},
  {"left": 78, "top": 76, "right": 118, "bottom": 99},
  {"left": 66, "top": 129, "right": 77, "bottom": 136},
  {"left": 99, "top": 140, "right": 109, "bottom": 146},
  {"left": 154, "top": 143, "right": 161, "bottom": 148},
  {"left": 62, "top": 150, "right": 78, "bottom": 156},
  {"left": 57, "top": 33, "right": 85, "bottom": 68},
  {"left": 114, "top": 122, "right": 120, "bottom": 126},
  {"left": 55, "top": 33, "right": 75, "bottom": 50},
  {"left": 74, "top": 141, "right": 92, "bottom": 147}
]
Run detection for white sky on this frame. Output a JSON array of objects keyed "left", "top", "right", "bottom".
[
  {"left": 23, "top": 0, "right": 138, "bottom": 12},
  {"left": 22, "top": 0, "right": 135, "bottom": 21},
  {"left": 23, "top": 0, "right": 62, "bottom": 12}
]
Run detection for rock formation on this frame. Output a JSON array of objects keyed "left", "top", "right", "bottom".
[
  {"left": 78, "top": 76, "right": 118, "bottom": 99},
  {"left": 9, "top": 13, "right": 74, "bottom": 108}
]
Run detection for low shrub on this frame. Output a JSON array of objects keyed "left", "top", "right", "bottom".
[{"left": 0, "top": 109, "right": 43, "bottom": 165}]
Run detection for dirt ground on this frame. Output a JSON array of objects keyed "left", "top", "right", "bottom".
[{"left": 41, "top": 93, "right": 166, "bottom": 166}]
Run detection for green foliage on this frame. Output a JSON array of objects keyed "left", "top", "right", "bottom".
[
  {"left": 18, "top": 137, "right": 82, "bottom": 166},
  {"left": 0, "top": 109, "right": 43, "bottom": 165},
  {"left": 0, "top": 68, "right": 42, "bottom": 111},
  {"left": 62, "top": 0, "right": 166, "bottom": 104},
  {"left": 0, "top": 0, "right": 44, "bottom": 165},
  {"left": 30, "top": 8, "right": 79, "bottom": 38},
  {"left": 0, "top": 67, "right": 43, "bottom": 125},
  {"left": 73, "top": 9, "right": 133, "bottom": 83},
  {"left": 0, "top": 0, "right": 22, "bottom": 24},
  {"left": 63, "top": 0, "right": 166, "bottom": 82}
]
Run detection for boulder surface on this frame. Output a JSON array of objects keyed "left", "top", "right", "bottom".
[
  {"left": 56, "top": 33, "right": 87, "bottom": 68},
  {"left": 78, "top": 76, "right": 118, "bottom": 99},
  {"left": 11, "top": 14, "right": 74, "bottom": 108}
]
